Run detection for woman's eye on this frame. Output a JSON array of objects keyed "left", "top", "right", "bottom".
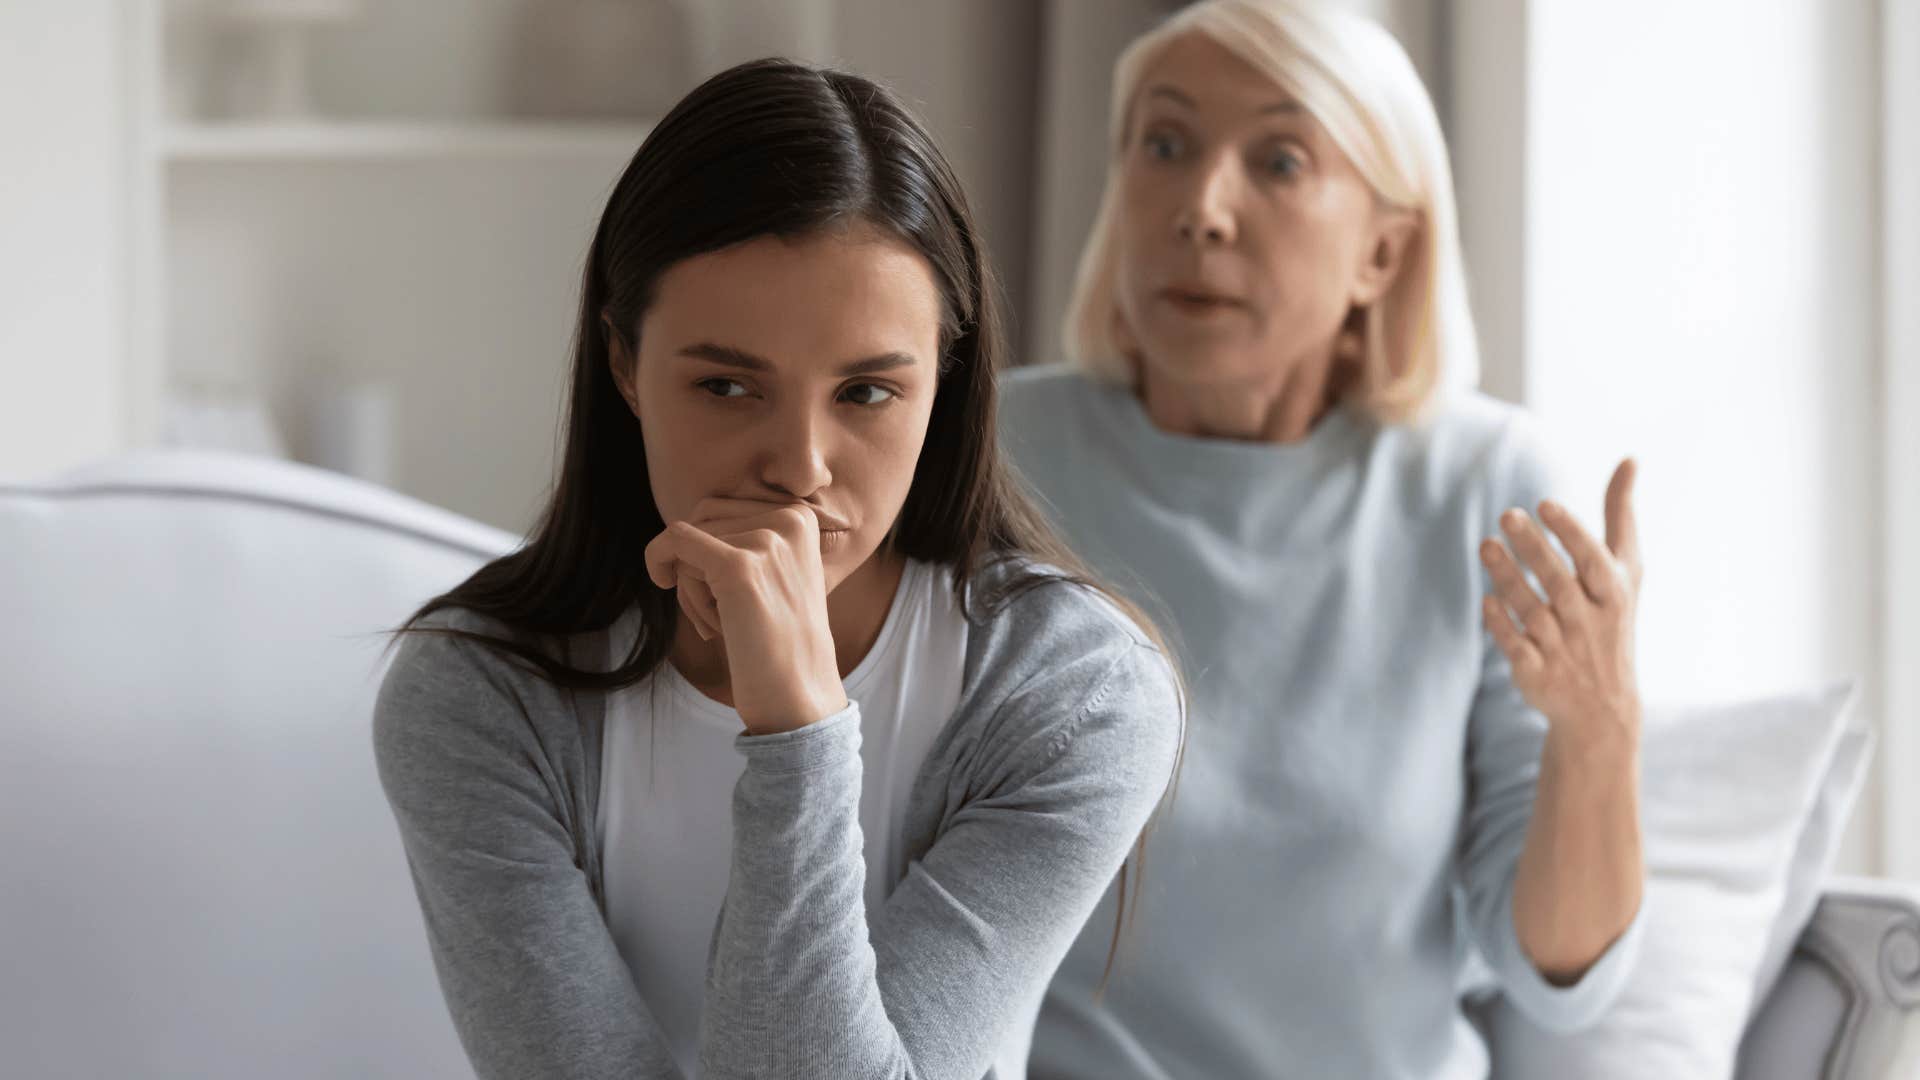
[
  {"left": 840, "top": 383, "right": 898, "bottom": 406},
  {"left": 696, "top": 377, "right": 750, "bottom": 398},
  {"left": 1263, "top": 148, "right": 1304, "bottom": 179},
  {"left": 1142, "top": 130, "right": 1185, "bottom": 162}
]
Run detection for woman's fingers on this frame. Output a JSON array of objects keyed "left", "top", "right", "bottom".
[
  {"left": 684, "top": 574, "right": 722, "bottom": 639},
  {"left": 1605, "top": 458, "right": 1642, "bottom": 583},
  {"left": 1481, "top": 537, "right": 1545, "bottom": 618},
  {"left": 680, "top": 575, "right": 722, "bottom": 640},
  {"left": 703, "top": 507, "right": 821, "bottom": 558},
  {"left": 691, "top": 498, "right": 820, "bottom": 537},
  {"left": 647, "top": 532, "right": 718, "bottom": 639},
  {"left": 1483, "top": 469, "right": 1646, "bottom": 736},
  {"left": 1499, "top": 508, "right": 1584, "bottom": 612},
  {"left": 692, "top": 496, "right": 787, "bottom": 514},
  {"left": 645, "top": 521, "right": 744, "bottom": 641},
  {"left": 653, "top": 502, "right": 840, "bottom": 733},
  {"left": 1482, "top": 535, "right": 1566, "bottom": 654},
  {"left": 1537, "top": 499, "right": 1624, "bottom": 606},
  {"left": 1483, "top": 593, "right": 1543, "bottom": 676},
  {"left": 644, "top": 527, "right": 678, "bottom": 591},
  {"left": 677, "top": 587, "right": 715, "bottom": 641},
  {"left": 656, "top": 520, "right": 748, "bottom": 579}
]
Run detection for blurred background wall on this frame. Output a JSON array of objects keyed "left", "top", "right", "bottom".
[{"left": 1, "top": 0, "right": 1912, "bottom": 879}]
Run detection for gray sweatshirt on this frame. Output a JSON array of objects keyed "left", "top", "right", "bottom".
[{"left": 372, "top": 562, "right": 1182, "bottom": 1080}]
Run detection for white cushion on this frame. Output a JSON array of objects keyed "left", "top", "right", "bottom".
[
  {"left": 0, "top": 450, "right": 517, "bottom": 1079},
  {"left": 1752, "top": 708, "right": 1874, "bottom": 1004},
  {"left": 1488, "top": 681, "right": 1860, "bottom": 1079}
]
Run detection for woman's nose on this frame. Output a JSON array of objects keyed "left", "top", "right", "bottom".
[
  {"left": 758, "top": 410, "right": 833, "bottom": 500},
  {"left": 1173, "top": 160, "right": 1238, "bottom": 246},
  {"left": 1175, "top": 212, "right": 1231, "bottom": 245}
]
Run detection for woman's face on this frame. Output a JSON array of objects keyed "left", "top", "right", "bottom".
[
  {"left": 612, "top": 225, "right": 944, "bottom": 593},
  {"left": 1113, "top": 32, "right": 1408, "bottom": 389}
]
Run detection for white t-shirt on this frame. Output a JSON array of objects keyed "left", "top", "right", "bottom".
[{"left": 596, "top": 558, "right": 970, "bottom": 1075}]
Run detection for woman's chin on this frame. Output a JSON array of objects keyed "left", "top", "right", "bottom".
[
  {"left": 822, "top": 534, "right": 884, "bottom": 594},
  {"left": 1139, "top": 339, "right": 1273, "bottom": 387}
]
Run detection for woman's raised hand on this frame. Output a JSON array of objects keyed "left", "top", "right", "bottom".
[
  {"left": 1480, "top": 460, "right": 1645, "bottom": 742},
  {"left": 645, "top": 497, "right": 848, "bottom": 735}
]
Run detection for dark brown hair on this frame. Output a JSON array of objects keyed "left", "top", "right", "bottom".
[{"left": 398, "top": 57, "right": 1182, "bottom": 984}]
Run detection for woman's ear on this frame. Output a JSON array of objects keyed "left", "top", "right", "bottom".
[
  {"left": 602, "top": 312, "right": 641, "bottom": 417},
  {"left": 1351, "top": 207, "right": 1418, "bottom": 307}
]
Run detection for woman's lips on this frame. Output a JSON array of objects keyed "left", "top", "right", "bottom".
[{"left": 1158, "top": 286, "right": 1245, "bottom": 315}]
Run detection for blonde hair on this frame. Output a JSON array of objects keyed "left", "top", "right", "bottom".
[{"left": 1063, "top": 0, "right": 1477, "bottom": 423}]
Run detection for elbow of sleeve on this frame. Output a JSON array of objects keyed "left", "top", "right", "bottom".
[{"left": 1492, "top": 895, "right": 1647, "bottom": 1034}]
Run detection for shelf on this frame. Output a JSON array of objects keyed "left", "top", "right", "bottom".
[{"left": 159, "top": 120, "right": 655, "bottom": 162}]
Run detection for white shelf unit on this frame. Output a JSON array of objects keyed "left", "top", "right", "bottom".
[
  {"left": 118, "top": 0, "right": 1025, "bottom": 531},
  {"left": 158, "top": 120, "right": 655, "bottom": 161},
  {"left": 124, "top": 1, "right": 677, "bottom": 531}
]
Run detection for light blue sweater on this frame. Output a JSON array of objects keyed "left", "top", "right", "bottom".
[{"left": 999, "top": 366, "right": 1644, "bottom": 1080}]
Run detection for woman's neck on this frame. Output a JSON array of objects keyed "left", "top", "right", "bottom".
[
  {"left": 1136, "top": 348, "right": 1342, "bottom": 444},
  {"left": 670, "top": 548, "right": 908, "bottom": 705}
]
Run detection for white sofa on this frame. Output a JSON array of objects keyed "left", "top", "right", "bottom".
[
  {"left": 1, "top": 450, "right": 1915, "bottom": 1078},
  {"left": 0, "top": 451, "right": 502, "bottom": 1078}
]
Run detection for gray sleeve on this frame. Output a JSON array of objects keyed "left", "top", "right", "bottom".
[
  {"left": 372, "top": 625, "right": 685, "bottom": 1080},
  {"left": 697, "top": 627, "right": 1182, "bottom": 1080}
]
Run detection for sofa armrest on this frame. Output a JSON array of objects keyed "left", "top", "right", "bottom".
[{"left": 1739, "top": 876, "right": 1920, "bottom": 1079}]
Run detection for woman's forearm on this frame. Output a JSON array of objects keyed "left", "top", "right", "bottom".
[
  {"left": 1484, "top": 461, "right": 1649, "bottom": 985},
  {"left": 1511, "top": 717, "right": 1644, "bottom": 984}
]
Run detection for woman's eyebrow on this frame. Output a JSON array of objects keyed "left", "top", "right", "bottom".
[
  {"left": 678, "top": 342, "right": 771, "bottom": 371},
  {"left": 676, "top": 342, "right": 918, "bottom": 376},
  {"left": 1146, "top": 85, "right": 1198, "bottom": 108},
  {"left": 1143, "top": 84, "right": 1303, "bottom": 116},
  {"left": 838, "top": 353, "right": 918, "bottom": 376}
]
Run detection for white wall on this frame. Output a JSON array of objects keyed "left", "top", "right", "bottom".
[
  {"left": 1520, "top": 0, "right": 1884, "bottom": 872},
  {"left": 1024, "top": 0, "right": 1170, "bottom": 367},
  {"left": 1447, "top": 0, "right": 1528, "bottom": 404},
  {"left": 1881, "top": 0, "right": 1920, "bottom": 882},
  {"left": 0, "top": 3, "right": 127, "bottom": 479},
  {"left": 835, "top": 0, "right": 1044, "bottom": 354},
  {"left": 164, "top": 158, "right": 613, "bottom": 533}
]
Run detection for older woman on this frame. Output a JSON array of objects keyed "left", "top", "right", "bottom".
[{"left": 1002, "top": 2, "right": 1647, "bottom": 1077}]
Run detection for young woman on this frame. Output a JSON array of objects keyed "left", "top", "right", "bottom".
[
  {"left": 373, "top": 59, "right": 1182, "bottom": 1080},
  {"left": 1002, "top": 2, "right": 1646, "bottom": 1077}
]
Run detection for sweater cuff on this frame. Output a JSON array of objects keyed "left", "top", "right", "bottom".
[
  {"left": 1495, "top": 886, "right": 1648, "bottom": 1034},
  {"left": 733, "top": 702, "right": 862, "bottom": 774}
]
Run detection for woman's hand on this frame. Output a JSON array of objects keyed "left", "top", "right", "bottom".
[
  {"left": 1480, "top": 459, "right": 1645, "bottom": 743},
  {"left": 644, "top": 498, "right": 848, "bottom": 735}
]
